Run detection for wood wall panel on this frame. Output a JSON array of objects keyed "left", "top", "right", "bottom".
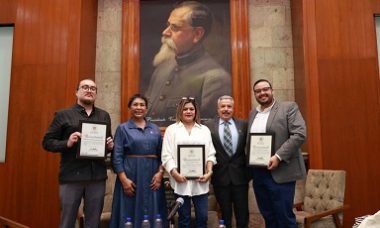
[
  {"left": 292, "top": 0, "right": 380, "bottom": 226},
  {"left": 0, "top": 0, "right": 98, "bottom": 227},
  {"left": 0, "top": 1, "right": 17, "bottom": 23},
  {"left": 292, "top": 0, "right": 323, "bottom": 168},
  {"left": 373, "top": 2, "right": 380, "bottom": 13}
]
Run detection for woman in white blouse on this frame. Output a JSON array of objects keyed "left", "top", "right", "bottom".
[{"left": 161, "top": 97, "right": 216, "bottom": 228}]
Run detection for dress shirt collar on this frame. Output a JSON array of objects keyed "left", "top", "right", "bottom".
[
  {"left": 219, "top": 118, "right": 233, "bottom": 125},
  {"left": 127, "top": 118, "right": 153, "bottom": 129},
  {"left": 73, "top": 103, "right": 95, "bottom": 116}
]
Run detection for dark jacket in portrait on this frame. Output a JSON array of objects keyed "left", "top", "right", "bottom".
[{"left": 145, "top": 46, "right": 231, "bottom": 126}]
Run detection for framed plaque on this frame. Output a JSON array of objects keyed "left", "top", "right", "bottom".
[
  {"left": 77, "top": 120, "right": 108, "bottom": 159},
  {"left": 247, "top": 133, "right": 275, "bottom": 167},
  {"left": 177, "top": 145, "right": 205, "bottom": 179}
]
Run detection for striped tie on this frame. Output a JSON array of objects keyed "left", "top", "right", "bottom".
[{"left": 223, "top": 121, "right": 233, "bottom": 156}]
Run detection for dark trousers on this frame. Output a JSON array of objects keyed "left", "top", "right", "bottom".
[
  {"left": 251, "top": 168, "right": 296, "bottom": 228},
  {"left": 213, "top": 184, "right": 249, "bottom": 228},
  {"left": 59, "top": 181, "right": 105, "bottom": 228}
]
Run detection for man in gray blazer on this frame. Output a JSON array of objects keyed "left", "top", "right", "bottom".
[
  {"left": 247, "top": 79, "right": 306, "bottom": 228},
  {"left": 205, "top": 95, "right": 249, "bottom": 228}
]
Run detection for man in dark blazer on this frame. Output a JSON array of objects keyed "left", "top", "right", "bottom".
[
  {"left": 205, "top": 95, "right": 249, "bottom": 228},
  {"left": 247, "top": 79, "right": 307, "bottom": 228}
]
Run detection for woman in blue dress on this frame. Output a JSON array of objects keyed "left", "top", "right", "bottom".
[{"left": 110, "top": 94, "right": 167, "bottom": 228}]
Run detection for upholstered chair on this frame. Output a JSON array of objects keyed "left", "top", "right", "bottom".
[{"left": 294, "top": 169, "right": 348, "bottom": 228}]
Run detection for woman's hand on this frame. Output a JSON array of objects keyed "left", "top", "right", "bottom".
[
  {"left": 121, "top": 177, "right": 136, "bottom": 197},
  {"left": 198, "top": 171, "right": 213, "bottom": 183},
  {"left": 150, "top": 171, "right": 163, "bottom": 190},
  {"left": 171, "top": 169, "right": 187, "bottom": 183}
]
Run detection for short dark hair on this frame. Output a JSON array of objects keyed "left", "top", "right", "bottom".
[
  {"left": 253, "top": 79, "right": 272, "bottom": 89},
  {"left": 128, "top": 94, "right": 148, "bottom": 109},
  {"left": 76, "top": 78, "right": 95, "bottom": 91},
  {"left": 175, "top": 1, "right": 212, "bottom": 38}
]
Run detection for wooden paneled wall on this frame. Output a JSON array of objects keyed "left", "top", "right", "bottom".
[
  {"left": 2, "top": 0, "right": 380, "bottom": 227},
  {"left": 292, "top": 0, "right": 380, "bottom": 226},
  {"left": 0, "top": 0, "right": 98, "bottom": 227}
]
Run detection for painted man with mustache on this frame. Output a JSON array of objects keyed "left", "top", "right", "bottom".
[{"left": 145, "top": 1, "right": 231, "bottom": 126}]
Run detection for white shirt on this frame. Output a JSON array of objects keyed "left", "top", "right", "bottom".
[
  {"left": 250, "top": 101, "right": 276, "bottom": 133},
  {"left": 250, "top": 100, "right": 282, "bottom": 160},
  {"left": 161, "top": 122, "right": 217, "bottom": 196}
]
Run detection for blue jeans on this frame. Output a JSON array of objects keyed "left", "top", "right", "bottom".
[{"left": 176, "top": 194, "right": 208, "bottom": 228}]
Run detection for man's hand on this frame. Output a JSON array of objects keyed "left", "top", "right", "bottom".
[
  {"left": 106, "top": 137, "right": 114, "bottom": 150},
  {"left": 67, "top": 132, "right": 81, "bottom": 148},
  {"left": 267, "top": 155, "right": 280, "bottom": 170}
]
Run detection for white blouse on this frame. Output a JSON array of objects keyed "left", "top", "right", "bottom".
[{"left": 161, "top": 122, "right": 217, "bottom": 196}]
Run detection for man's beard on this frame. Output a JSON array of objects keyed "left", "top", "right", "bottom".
[
  {"left": 79, "top": 96, "right": 95, "bottom": 106},
  {"left": 257, "top": 95, "right": 274, "bottom": 107},
  {"left": 152, "top": 37, "right": 177, "bottom": 66},
  {"left": 81, "top": 100, "right": 93, "bottom": 105}
]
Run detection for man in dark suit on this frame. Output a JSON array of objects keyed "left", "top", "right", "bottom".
[
  {"left": 205, "top": 95, "right": 249, "bottom": 228},
  {"left": 247, "top": 79, "right": 307, "bottom": 228}
]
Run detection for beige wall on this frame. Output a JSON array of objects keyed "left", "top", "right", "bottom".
[
  {"left": 249, "top": 0, "right": 294, "bottom": 105},
  {"left": 96, "top": 0, "right": 122, "bottom": 132},
  {"left": 95, "top": 0, "right": 294, "bottom": 131}
]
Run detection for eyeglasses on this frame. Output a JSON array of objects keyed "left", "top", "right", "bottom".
[
  {"left": 166, "top": 22, "right": 194, "bottom": 32},
  {"left": 80, "top": 85, "right": 97, "bottom": 92},
  {"left": 253, "top": 87, "right": 271, "bottom": 94}
]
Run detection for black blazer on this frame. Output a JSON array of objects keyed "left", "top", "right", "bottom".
[{"left": 205, "top": 118, "right": 249, "bottom": 186}]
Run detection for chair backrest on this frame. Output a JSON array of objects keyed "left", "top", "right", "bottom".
[{"left": 303, "top": 169, "right": 346, "bottom": 213}]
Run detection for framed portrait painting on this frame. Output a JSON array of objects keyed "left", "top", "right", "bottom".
[{"left": 121, "top": 0, "right": 251, "bottom": 127}]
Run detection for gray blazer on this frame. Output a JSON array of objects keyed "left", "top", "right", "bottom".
[{"left": 247, "top": 101, "right": 307, "bottom": 183}]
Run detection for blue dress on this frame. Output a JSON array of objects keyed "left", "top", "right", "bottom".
[{"left": 110, "top": 120, "right": 167, "bottom": 228}]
